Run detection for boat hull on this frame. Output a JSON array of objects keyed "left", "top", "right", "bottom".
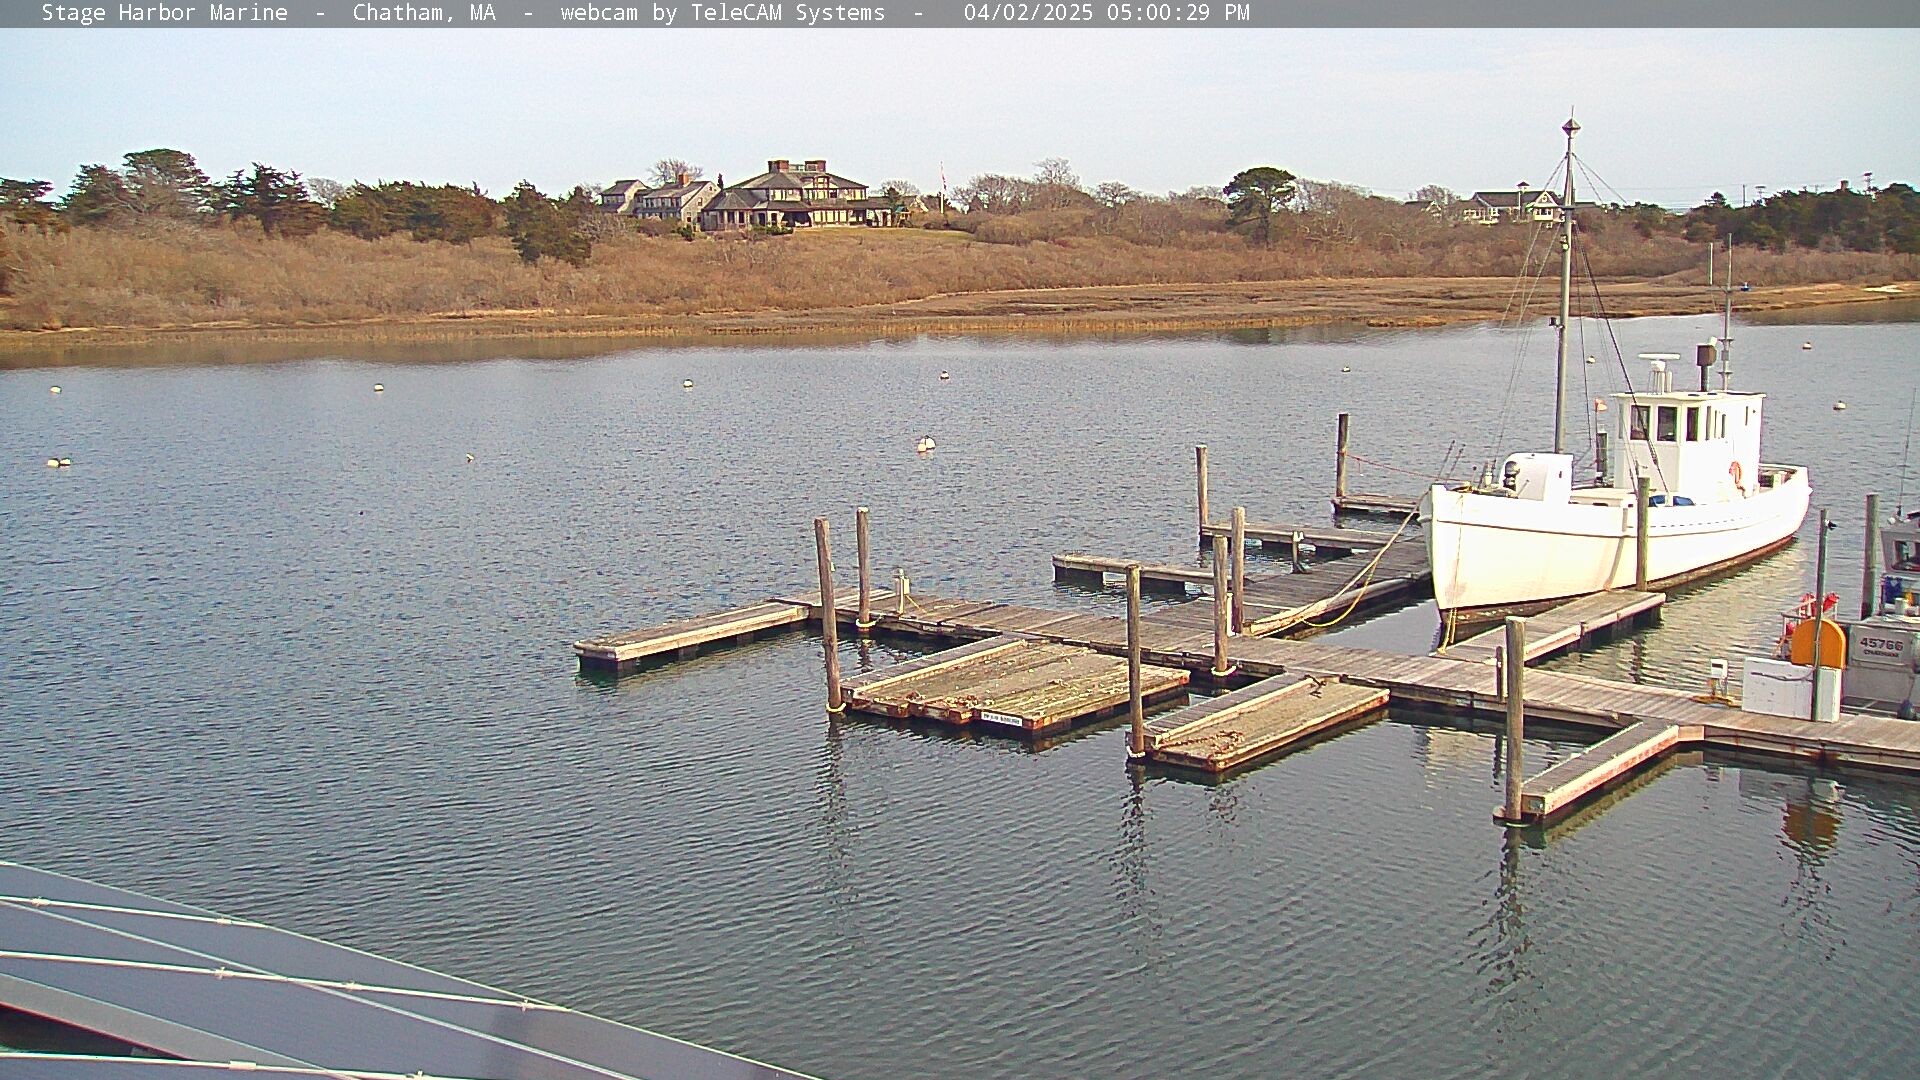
[{"left": 1425, "top": 466, "right": 1811, "bottom": 612}]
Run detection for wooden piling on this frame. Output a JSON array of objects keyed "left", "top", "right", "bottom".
[
  {"left": 1864, "top": 493, "right": 1880, "bottom": 620},
  {"left": 1291, "top": 530, "right": 1306, "bottom": 574},
  {"left": 814, "top": 517, "right": 844, "bottom": 714},
  {"left": 1231, "top": 506, "right": 1248, "bottom": 633},
  {"left": 1195, "top": 445, "right": 1211, "bottom": 540},
  {"left": 1335, "top": 413, "right": 1351, "bottom": 502},
  {"left": 855, "top": 506, "right": 874, "bottom": 631},
  {"left": 1634, "top": 476, "right": 1652, "bottom": 591},
  {"left": 1211, "top": 534, "right": 1231, "bottom": 676},
  {"left": 1127, "top": 563, "right": 1145, "bottom": 757},
  {"left": 1501, "top": 616, "right": 1526, "bottom": 822}
]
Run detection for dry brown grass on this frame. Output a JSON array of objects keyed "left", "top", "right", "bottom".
[{"left": 4, "top": 218, "right": 1914, "bottom": 334}]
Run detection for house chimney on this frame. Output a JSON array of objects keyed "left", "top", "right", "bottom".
[
  {"left": 676, "top": 171, "right": 689, "bottom": 186},
  {"left": 804, "top": 159, "right": 826, "bottom": 172},
  {"left": 1838, "top": 178, "right": 1850, "bottom": 191},
  {"left": 769, "top": 159, "right": 789, "bottom": 173}
]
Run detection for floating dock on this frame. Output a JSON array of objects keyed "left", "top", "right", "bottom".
[
  {"left": 1141, "top": 674, "right": 1390, "bottom": 772},
  {"left": 1195, "top": 521, "right": 1399, "bottom": 554},
  {"left": 1439, "top": 590, "right": 1665, "bottom": 665},
  {"left": 843, "top": 635, "right": 1189, "bottom": 735},
  {"left": 575, "top": 600, "right": 810, "bottom": 673},
  {"left": 1332, "top": 491, "right": 1423, "bottom": 516},
  {"left": 0, "top": 860, "right": 819, "bottom": 1080},
  {"left": 1052, "top": 553, "right": 1214, "bottom": 594},
  {"left": 1515, "top": 719, "right": 1692, "bottom": 820}
]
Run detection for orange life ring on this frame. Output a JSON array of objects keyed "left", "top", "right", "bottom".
[{"left": 1728, "top": 460, "right": 1744, "bottom": 491}]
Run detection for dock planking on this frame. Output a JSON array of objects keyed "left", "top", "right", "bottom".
[
  {"left": 1516, "top": 719, "right": 1689, "bottom": 820},
  {"left": 845, "top": 637, "right": 1189, "bottom": 735},
  {"left": 574, "top": 600, "right": 810, "bottom": 672},
  {"left": 1198, "top": 520, "right": 1403, "bottom": 553},
  {"left": 1053, "top": 552, "right": 1213, "bottom": 594},
  {"left": 1440, "top": 590, "right": 1665, "bottom": 665},
  {"left": 1143, "top": 673, "right": 1390, "bottom": 772},
  {"left": 1332, "top": 491, "right": 1423, "bottom": 516}
]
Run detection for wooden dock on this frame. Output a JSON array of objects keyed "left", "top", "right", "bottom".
[
  {"left": 1063, "top": 522, "right": 1433, "bottom": 642},
  {"left": 1439, "top": 590, "right": 1665, "bottom": 665},
  {"left": 1053, "top": 552, "right": 1214, "bottom": 594},
  {"left": 843, "top": 635, "right": 1189, "bottom": 735},
  {"left": 1516, "top": 719, "right": 1690, "bottom": 820},
  {"left": 1237, "top": 543, "right": 1432, "bottom": 636},
  {"left": 575, "top": 600, "right": 811, "bottom": 672},
  {"left": 1331, "top": 491, "right": 1423, "bottom": 516},
  {"left": 1141, "top": 674, "right": 1390, "bottom": 772},
  {"left": 1197, "top": 520, "right": 1401, "bottom": 554}
]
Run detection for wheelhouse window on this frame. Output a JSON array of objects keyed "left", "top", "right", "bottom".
[
  {"left": 1630, "top": 405, "right": 1650, "bottom": 440},
  {"left": 1684, "top": 407, "right": 1700, "bottom": 441},
  {"left": 1656, "top": 406, "right": 1678, "bottom": 442}
]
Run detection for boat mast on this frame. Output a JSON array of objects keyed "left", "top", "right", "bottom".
[
  {"left": 1552, "top": 117, "right": 1579, "bottom": 455},
  {"left": 1719, "top": 234, "right": 1734, "bottom": 389}
]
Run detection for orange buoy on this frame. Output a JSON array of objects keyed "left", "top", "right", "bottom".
[{"left": 1786, "top": 618, "right": 1847, "bottom": 668}]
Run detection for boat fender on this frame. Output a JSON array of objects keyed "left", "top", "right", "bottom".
[{"left": 1728, "top": 460, "right": 1744, "bottom": 493}]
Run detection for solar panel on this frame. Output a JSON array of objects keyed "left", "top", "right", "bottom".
[{"left": 0, "top": 861, "right": 821, "bottom": 1080}]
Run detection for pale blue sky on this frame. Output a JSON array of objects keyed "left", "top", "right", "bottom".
[{"left": 4, "top": 29, "right": 1913, "bottom": 206}]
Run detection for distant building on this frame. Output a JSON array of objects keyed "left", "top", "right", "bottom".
[
  {"left": 699, "top": 159, "right": 896, "bottom": 230},
  {"left": 633, "top": 174, "right": 719, "bottom": 225},
  {"left": 599, "top": 180, "right": 648, "bottom": 215},
  {"left": 1403, "top": 198, "right": 1452, "bottom": 220},
  {"left": 1463, "top": 188, "right": 1563, "bottom": 225}
]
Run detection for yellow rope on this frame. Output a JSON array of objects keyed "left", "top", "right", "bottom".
[{"left": 1298, "top": 510, "right": 1420, "bottom": 630}]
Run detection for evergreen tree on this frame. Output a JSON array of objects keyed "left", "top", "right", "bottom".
[
  {"left": 120, "top": 148, "right": 212, "bottom": 220},
  {"left": 1224, "top": 167, "right": 1298, "bottom": 248},
  {"left": 223, "top": 163, "right": 325, "bottom": 237},
  {"left": 0, "top": 179, "right": 66, "bottom": 234},
  {"left": 60, "top": 165, "right": 131, "bottom": 226},
  {"left": 503, "top": 181, "right": 591, "bottom": 266}
]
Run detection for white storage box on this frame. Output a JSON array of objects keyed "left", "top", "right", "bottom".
[{"left": 1741, "top": 657, "right": 1841, "bottom": 721}]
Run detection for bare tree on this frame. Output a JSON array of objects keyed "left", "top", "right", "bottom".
[
  {"left": 1031, "top": 157, "right": 1083, "bottom": 210},
  {"left": 1093, "top": 181, "right": 1138, "bottom": 210},
  {"left": 1032, "top": 157, "right": 1079, "bottom": 189},
  {"left": 877, "top": 178, "right": 920, "bottom": 197},
  {"left": 650, "top": 159, "right": 705, "bottom": 187},
  {"left": 307, "top": 178, "right": 347, "bottom": 208}
]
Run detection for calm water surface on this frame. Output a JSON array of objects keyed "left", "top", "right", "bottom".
[{"left": 4, "top": 310, "right": 1919, "bottom": 1079}]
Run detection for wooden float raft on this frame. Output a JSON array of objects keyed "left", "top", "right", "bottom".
[
  {"left": 842, "top": 634, "right": 1189, "bottom": 736},
  {"left": 1141, "top": 673, "right": 1390, "bottom": 772}
]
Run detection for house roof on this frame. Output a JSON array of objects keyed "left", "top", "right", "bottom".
[
  {"left": 702, "top": 189, "right": 896, "bottom": 215},
  {"left": 643, "top": 180, "right": 714, "bottom": 200},
  {"left": 1468, "top": 190, "right": 1562, "bottom": 208},
  {"left": 603, "top": 179, "right": 645, "bottom": 194},
  {"left": 704, "top": 190, "right": 761, "bottom": 212},
  {"left": 732, "top": 168, "right": 866, "bottom": 192}
]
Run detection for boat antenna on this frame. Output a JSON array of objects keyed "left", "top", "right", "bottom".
[
  {"left": 1719, "top": 234, "right": 1734, "bottom": 389},
  {"left": 1552, "top": 116, "right": 1579, "bottom": 455},
  {"left": 1899, "top": 388, "right": 1917, "bottom": 518}
]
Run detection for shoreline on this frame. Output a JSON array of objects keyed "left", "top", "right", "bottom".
[{"left": 3, "top": 276, "right": 1913, "bottom": 365}]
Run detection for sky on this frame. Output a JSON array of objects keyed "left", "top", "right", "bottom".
[{"left": 4, "top": 28, "right": 1915, "bottom": 207}]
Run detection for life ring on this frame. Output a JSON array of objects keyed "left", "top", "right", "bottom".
[{"left": 1728, "top": 460, "right": 1744, "bottom": 492}]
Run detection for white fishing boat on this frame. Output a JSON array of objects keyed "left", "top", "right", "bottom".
[{"left": 1424, "top": 119, "right": 1811, "bottom": 617}]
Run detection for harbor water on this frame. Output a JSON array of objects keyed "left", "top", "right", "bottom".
[{"left": 3, "top": 307, "right": 1918, "bottom": 1079}]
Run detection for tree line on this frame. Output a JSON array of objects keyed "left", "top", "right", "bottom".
[
  {"left": 0, "top": 148, "right": 604, "bottom": 269},
  {"left": 946, "top": 158, "right": 1920, "bottom": 256}
]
